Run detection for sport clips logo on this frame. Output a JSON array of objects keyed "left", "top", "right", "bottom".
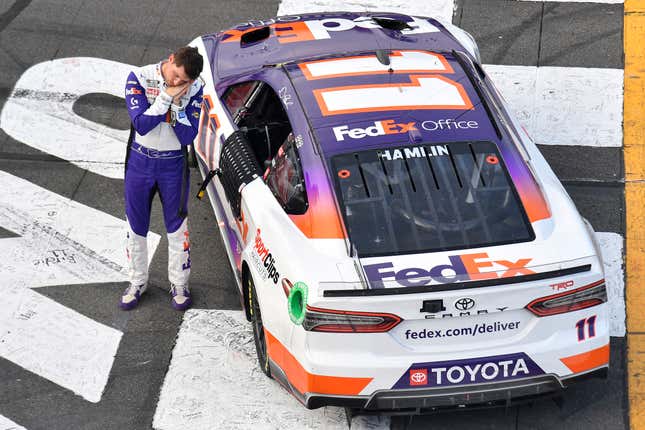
[
  {"left": 253, "top": 228, "right": 280, "bottom": 284},
  {"left": 364, "top": 252, "right": 534, "bottom": 288}
]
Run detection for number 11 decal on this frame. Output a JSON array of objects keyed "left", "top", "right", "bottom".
[{"left": 576, "top": 315, "right": 597, "bottom": 341}]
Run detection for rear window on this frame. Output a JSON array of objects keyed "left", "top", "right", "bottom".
[{"left": 331, "top": 141, "right": 534, "bottom": 257}]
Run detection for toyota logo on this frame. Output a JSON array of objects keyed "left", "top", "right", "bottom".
[
  {"left": 410, "top": 371, "right": 426, "bottom": 384},
  {"left": 454, "top": 297, "right": 475, "bottom": 311}
]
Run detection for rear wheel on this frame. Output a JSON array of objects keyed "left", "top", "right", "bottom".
[
  {"left": 247, "top": 275, "right": 271, "bottom": 377},
  {"left": 187, "top": 144, "right": 198, "bottom": 169}
]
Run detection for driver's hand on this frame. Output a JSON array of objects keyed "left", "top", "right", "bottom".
[{"left": 165, "top": 82, "right": 190, "bottom": 103}]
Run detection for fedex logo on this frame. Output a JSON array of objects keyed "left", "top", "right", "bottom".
[
  {"left": 364, "top": 252, "right": 535, "bottom": 287},
  {"left": 333, "top": 120, "right": 416, "bottom": 141},
  {"left": 223, "top": 16, "right": 439, "bottom": 44}
]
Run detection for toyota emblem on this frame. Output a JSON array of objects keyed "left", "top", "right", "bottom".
[
  {"left": 454, "top": 297, "right": 475, "bottom": 311},
  {"left": 409, "top": 369, "right": 428, "bottom": 386}
]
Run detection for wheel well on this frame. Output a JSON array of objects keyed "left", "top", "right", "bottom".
[{"left": 241, "top": 261, "right": 252, "bottom": 321}]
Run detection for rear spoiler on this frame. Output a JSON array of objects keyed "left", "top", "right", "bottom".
[{"left": 323, "top": 264, "right": 591, "bottom": 297}]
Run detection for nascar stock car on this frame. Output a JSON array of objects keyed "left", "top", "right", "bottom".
[{"left": 188, "top": 12, "right": 609, "bottom": 415}]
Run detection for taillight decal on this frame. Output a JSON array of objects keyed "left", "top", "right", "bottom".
[{"left": 303, "top": 305, "right": 402, "bottom": 333}]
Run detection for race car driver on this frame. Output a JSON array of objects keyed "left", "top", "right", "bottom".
[{"left": 120, "top": 46, "right": 203, "bottom": 311}]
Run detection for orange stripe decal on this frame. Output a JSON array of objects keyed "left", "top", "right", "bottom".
[
  {"left": 265, "top": 329, "right": 372, "bottom": 396},
  {"left": 560, "top": 344, "right": 609, "bottom": 373}
]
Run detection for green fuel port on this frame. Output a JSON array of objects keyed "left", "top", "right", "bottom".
[{"left": 288, "top": 282, "right": 308, "bottom": 324}]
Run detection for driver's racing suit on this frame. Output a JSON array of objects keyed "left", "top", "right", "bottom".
[{"left": 124, "top": 62, "right": 203, "bottom": 294}]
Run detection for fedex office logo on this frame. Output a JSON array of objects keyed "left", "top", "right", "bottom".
[
  {"left": 333, "top": 119, "right": 481, "bottom": 141},
  {"left": 364, "top": 252, "right": 535, "bottom": 287},
  {"left": 333, "top": 120, "right": 416, "bottom": 141}
]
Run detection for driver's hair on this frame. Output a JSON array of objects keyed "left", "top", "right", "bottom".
[{"left": 172, "top": 46, "right": 203, "bottom": 80}]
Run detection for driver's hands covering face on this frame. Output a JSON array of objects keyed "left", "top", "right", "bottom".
[{"left": 165, "top": 82, "right": 191, "bottom": 103}]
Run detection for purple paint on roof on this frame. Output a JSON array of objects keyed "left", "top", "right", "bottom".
[
  {"left": 284, "top": 52, "right": 498, "bottom": 156},
  {"left": 205, "top": 12, "right": 466, "bottom": 80}
]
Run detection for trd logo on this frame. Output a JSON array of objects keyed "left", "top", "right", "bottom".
[
  {"left": 364, "top": 252, "right": 535, "bottom": 287},
  {"left": 333, "top": 120, "right": 416, "bottom": 141},
  {"left": 550, "top": 280, "right": 574, "bottom": 291},
  {"left": 409, "top": 369, "right": 428, "bottom": 386}
]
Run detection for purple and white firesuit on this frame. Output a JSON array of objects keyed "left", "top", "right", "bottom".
[{"left": 124, "top": 62, "right": 203, "bottom": 287}]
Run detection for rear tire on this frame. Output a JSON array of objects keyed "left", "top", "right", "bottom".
[
  {"left": 247, "top": 275, "right": 271, "bottom": 377},
  {"left": 187, "top": 144, "right": 198, "bottom": 169}
]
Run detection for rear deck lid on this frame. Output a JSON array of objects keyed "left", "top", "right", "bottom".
[{"left": 331, "top": 140, "right": 534, "bottom": 261}]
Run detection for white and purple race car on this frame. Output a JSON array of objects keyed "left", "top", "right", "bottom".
[{"left": 189, "top": 12, "right": 609, "bottom": 413}]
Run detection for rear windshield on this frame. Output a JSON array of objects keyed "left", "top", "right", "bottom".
[{"left": 331, "top": 141, "right": 535, "bottom": 257}]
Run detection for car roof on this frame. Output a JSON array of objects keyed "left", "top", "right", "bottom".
[
  {"left": 284, "top": 50, "right": 499, "bottom": 157},
  {"left": 206, "top": 12, "right": 466, "bottom": 81}
]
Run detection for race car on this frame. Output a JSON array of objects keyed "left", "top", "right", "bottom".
[{"left": 188, "top": 12, "right": 609, "bottom": 414}]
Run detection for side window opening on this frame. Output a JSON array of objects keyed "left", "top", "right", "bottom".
[
  {"left": 265, "top": 133, "right": 308, "bottom": 215},
  {"left": 227, "top": 81, "right": 293, "bottom": 168},
  {"left": 222, "top": 81, "right": 257, "bottom": 117},
  {"left": 221, "top": 80, "right": 307, "bottom": 215}
]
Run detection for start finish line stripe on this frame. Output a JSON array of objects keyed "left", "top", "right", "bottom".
[{"left": 624, "top": 0, "right": 645, "bottom": 428}]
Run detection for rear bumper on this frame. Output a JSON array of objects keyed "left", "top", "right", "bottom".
[{"left": 300, "top": 366, "right": 607, "bottom": 411}]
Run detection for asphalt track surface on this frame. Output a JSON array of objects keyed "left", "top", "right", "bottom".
[{"left": 0, "top": 1, "right": 627, "bottom": 429}]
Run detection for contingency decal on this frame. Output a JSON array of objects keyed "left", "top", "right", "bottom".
[
  {"left": 393, "top": 353, "right": 544, "bottom": 389},
  {"left": 251, "top": 228, "right": 280, "bottom": 284}
]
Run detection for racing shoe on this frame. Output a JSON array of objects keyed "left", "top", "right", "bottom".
[
  {"left": 120, "top": 283, "right": 147, "bottom": 310},
  {"left": 170, "top": 284, "right": 192, "bottom": 311}
]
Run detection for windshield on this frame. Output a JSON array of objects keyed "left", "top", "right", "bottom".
[{"left": 331, "top": 141, "right": 534, "bottom": 257}]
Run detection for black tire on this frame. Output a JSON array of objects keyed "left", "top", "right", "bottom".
[
  {"left": 187, "top": 144, "right": 198, "bottom": 169},
  {"left": 247, "top": 275, "right": 271, "bottom": 377}
]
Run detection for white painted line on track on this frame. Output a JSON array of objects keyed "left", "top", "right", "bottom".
[
  {"left": 484, "top": 65, "right": 623, "bottom": 147},
  {"left": 277, "top": 0, "right": 455, "bottom": 22},
  {"left": 0, "top": 171, "right": 160, "bottom": 402},
  {"left": 1, "top": 289, "right": 121, "bottom": 403},
  {"left": 597, "top": 232, "right": 625, "bottom": 337},
  {"left": 0, "top": 415, "right": 26, "bottom": 430},
  {"left": 153, "top": 310, "right": 389, "bottom": 430},
  {"left": 0, "top": 58, "right": 132, "bottom": 179},
  {"left": 0, "top": 171, "right": 159, "bottom": 288}
]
